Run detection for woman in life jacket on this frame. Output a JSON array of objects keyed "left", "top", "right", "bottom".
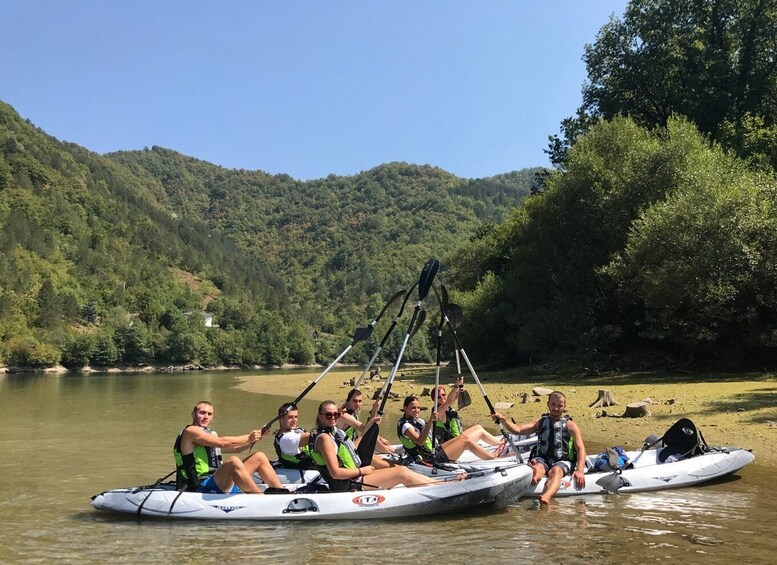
[
  {"left": 337, "top": 389, "right": 396, "bottom": 454},
  {"left": 430, "top": 378, "right": 505, "bottom": 454},
  {"left": 310, "top": 400, "right": 441, "bottom": 492},
  {"left": 398, "top": 396, "right": 505, "bottom": 464}
]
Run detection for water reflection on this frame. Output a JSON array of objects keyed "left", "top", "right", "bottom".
[{"left": 1, "top": 371, "right": 773, "bottom": 564}]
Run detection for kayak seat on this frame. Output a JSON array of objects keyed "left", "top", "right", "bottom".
[{"left": 658, "top": 418, "right": 709, "bottom": 463}]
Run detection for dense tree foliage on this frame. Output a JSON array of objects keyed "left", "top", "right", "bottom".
[
  {"left": 549, "top": 0, "right": 777, "bottom": 171},
  {"left": 450, "top": 116, "right": 777, "bottom": 365}
]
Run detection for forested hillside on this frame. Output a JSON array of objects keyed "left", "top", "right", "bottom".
[
  {"left": 0, "top": 100, "right": 538, "bottom": 369},
  {"left": 108, "top": 148, "right": 539, "bottom": 333},
  {"left": 0, "top": 102, "right": 312, "bottom": 368}
]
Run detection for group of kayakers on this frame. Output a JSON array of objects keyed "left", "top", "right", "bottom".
[{"left": 174, "top": 379, "right": 586, "bottom": 505}]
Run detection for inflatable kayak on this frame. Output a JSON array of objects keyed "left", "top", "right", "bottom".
[
  {"left": 524, "top": 445, "right": 755, "bottom": 497},
  {"left": 91, "top": 463, "right": 532, "bottom": 520}
]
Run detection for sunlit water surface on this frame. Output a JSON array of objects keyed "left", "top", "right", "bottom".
[{"left": 1, "top": 371, "right": 774, "bottom": 564}]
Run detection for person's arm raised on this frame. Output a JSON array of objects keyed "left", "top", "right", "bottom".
[
  {"left": 402, "top": 414, "right": 436, "bottom": 447},
  {"left": 185, "top": 426, "right": 263, "bottom": 453}
]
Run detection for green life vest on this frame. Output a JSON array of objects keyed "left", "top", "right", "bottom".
[
  {"left": 308, "top": 427, "right": 362, "bottom": 492},
  {"left": 433, "top": 407, "right": 463, "bottom": 444},
  {"left": 397, "top": 416, "right": 433, "bottom": 459},
  {"left": 341, "top": 408, "right": 360, "bottom": 442},
  {"left": 173, "top": 425, "right": 221, "bottom": 490}
]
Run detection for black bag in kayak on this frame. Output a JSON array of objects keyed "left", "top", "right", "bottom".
[{"left": 658, "top": 418, "right": 708, "bottom": 462}]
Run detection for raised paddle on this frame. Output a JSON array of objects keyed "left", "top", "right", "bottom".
[
  {"left": 596, "top": 433, "right": 663, "bottom": 493},
  {"left": 435, "top": 294, "right": 524, "bottom": 464},
  {"left": 357, "top": 259, "right": 439, "bottom": 463},
  {"left": 352, "top": 288, "right": 412, "bottom": 391},
  {"left": 356, "top": 308, "right": 427, "bottom": 463},
  {"left": 439, "top": 290, "right": 472, "bottom": 409},
  {"left": 253, "top": 289, "right": 405, "bottom": 446}
]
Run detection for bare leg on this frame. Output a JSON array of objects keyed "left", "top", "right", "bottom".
[
  {"left": 530, "top": 462, "right": 546, "bottom": 485},
  {"left": 538, "top": 465, "right": 565, "bottom": 504},
  {"left": 242, "top": 452, "right": 284, "bottom": 489},
  {"left": 213, "top": 456, "right": 261, "bottom": 493},
  {"left": 376, "top": 436, "right": 396, "bottom": 454},
  {"left": 461, "top": 425, "right": 502, "bottom": 446},
  {"left": 441, "top": 435, "right": 500, "bottom": 461},
  {"left": 362, "top": 467, "right": 439, "bottom": 490},
  {"left": 371, "top": 455, "right": 395, "bottom": 469}
]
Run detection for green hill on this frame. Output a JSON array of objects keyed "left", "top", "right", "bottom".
[
  {"left": 108, "top": 147, "right": 540, "bottom": 332},
  {"left": 0, "top": 100, "right": 540, "bottom": 368}
]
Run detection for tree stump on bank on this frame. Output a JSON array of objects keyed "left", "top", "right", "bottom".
[
  {"left": 589, "top": 389, "right": 619, "bottom": 408},
  {"left": 623, "top": 401, "right": 651, "bottom": 418}
]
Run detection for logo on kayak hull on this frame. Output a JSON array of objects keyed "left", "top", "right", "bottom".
[{"left": 352, "top": 494, "right": 385, "bottom": 507}]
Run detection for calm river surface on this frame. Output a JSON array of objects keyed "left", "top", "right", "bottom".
[{"left": 1, "top": 370, "right": 774, "bottom": 564}]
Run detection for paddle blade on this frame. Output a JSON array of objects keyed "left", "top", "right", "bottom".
[
  {"left": 352, "top": 325, "right": 374, "bottom": 342},
  {"left": 595, "top": 472, "right": 624, "bottom": 493},
  {"left": 409, "top": 310, "right": 427, "bottom": 339},
  {"left": 357, "top": 425, "right": 379, "bottom": 466},
  {"left": 418, "top": 259, "right": 440, "bottom": 300},
  {"left": 457, "top": 388, "right": 472, "bottom": 409},
  {"left": 440, "top": 284, "right": 450, "bottom": 311},
  {"left": 447, "top": 303, "right": 463, "bottom": 331}
]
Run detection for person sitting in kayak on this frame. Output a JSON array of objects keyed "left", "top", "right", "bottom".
[
  {"left": 309, "top": 400, "right": 441, "bottom": 492},
  {"left": 173, "top": 400, "right": 286, "bottom": 494},
  {"left": 276, "top": 402, "right": 397, "bottom": 470},
  {"left": 493, "top": 391, "right": 587, "bottom": 504},
  {"left": 398, "top": 395, "right": 504, "bottom": 464},
  {"left": 274, "top": 404, "right": 315, "bottom": 469},
  {"left": 337, "top": 389, "right": 396, "bottom": 455},
  {"left": 430, "top": 377, "right": 505, "bottom": 454}
]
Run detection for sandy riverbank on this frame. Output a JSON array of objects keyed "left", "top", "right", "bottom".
[{"left": 236, "top": 365, "right": 776, "bottom": 467}]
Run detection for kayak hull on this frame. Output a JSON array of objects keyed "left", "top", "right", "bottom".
[
  {"left": 527, "top": 447, "right": 755, "bottom": 497},
  {"left": 91, "top": 464, "right": 532, "bottom": 520}
]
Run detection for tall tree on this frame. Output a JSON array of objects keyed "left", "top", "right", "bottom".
[{"left": 550, "top": 0, "right": 777, "bottom": 169}]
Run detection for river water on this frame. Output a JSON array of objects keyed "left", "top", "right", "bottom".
[{"left": 1, "top": 370, "right": 774, "bottom": 564}]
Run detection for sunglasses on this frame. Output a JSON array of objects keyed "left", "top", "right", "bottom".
[{"left": 321, "top": 411, "right": 340, "bottom": 419}]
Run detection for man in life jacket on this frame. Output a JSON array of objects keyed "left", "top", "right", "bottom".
[
  {"left": 430, "top": 376, "right": 504, "bottom": 453},
  {"left": 173, "top": 400, "right": 286, "bottom": 494},
  {"left": 274, "top": 404, "right": 315, "bottom": 469},
  {"left": 493, "top": 391, "right": 587, "bottom": 504},
  {"left": 337, "top": 389, "right": 396, "bottom": 454}
]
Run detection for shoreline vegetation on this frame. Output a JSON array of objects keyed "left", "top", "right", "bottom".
[{"left": 6, "top": 362, "right": 774, "bottom": 468}]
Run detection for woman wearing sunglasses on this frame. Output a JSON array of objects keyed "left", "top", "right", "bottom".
[
  {"left": 309, "top": 400, "right": 440, "bottom": 492},
  {"left": 398, "top": 396, "right": 504, "bottom": 464}
]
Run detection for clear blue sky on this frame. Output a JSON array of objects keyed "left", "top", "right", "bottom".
[{"left": 2, "top": 1, "right": 627, "bottom": 180}]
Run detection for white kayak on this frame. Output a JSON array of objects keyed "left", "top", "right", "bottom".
[
  {"left": 91, "top": 463, "right": 533, "bottom": 520},
  {"left": 525, "top": 446, "right": 755, "bottom": 497}
]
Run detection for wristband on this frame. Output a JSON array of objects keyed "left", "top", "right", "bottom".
[{"left": 357, "top": 468, "right": 362, "bottom": 477}]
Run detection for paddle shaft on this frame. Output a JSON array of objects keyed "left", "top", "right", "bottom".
[
  {"left": 353, "top": 287, "right": 415, "bottom": 390},
  {"left": 452, "top": 339, "right": 524, "bottom": 464}
]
